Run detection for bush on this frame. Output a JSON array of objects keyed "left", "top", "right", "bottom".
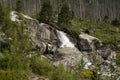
[
  {"left": 0, "top": 54, "right": 29, "bottom": 70},
  {"left": 38, "top": 0, "right": 53, "bottom": 24},
  {"left": 80, "top": 70, "right": 93, "bottom": 79},
  {"left": 115, "top": 52, "right": 120, "bottom": 66},
  {"left": 30, "top": 56, "right": 53, "bottom": 76},
  {"left": 58, "top": 1, "right": 73, "bottom": 26},
  {"left": 0, "top": 70, "right": 28, "bottom": 80},
  {"left": 111, "top": 18, "right": 120, "bottom": 27},
  {"left": 49, "top": 64, "right": 75, "bottom": 80},
  {"left": 15, "top": 0, "right": 23, "bottom": 12},
  {"left": 0, "top": 3, "right": 5, "bottom": 24}
]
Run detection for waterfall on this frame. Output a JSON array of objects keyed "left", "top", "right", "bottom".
[{"left": 56, "top": 30, "right": 75, "bottom": 48}]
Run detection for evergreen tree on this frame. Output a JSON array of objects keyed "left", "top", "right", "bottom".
[
  {"left": 58, "top": 2, "right": 72, "bottom": 26},
  {"left": 38, "top": 0, "right": 53, "bottom": 24},
  {"left": 0, "top": 3, "right": 5, "bottom": 24},
  {"left": 112, "top": 18, "right": 120, "bottom": 27},
  {"left": 0, "top": 7, "right": 31, "bottom": 78},
  {"left": 15, "top": 0, "right": 23, "bottom": 12}
]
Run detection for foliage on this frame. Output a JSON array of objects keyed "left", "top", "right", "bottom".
[
  {"left": 103, "top": 15, "right": 109, "bottom": 23},
  {"left": 0, "top": 3, "right": 6, "bottom": 24},
  {"left": 0, "top": 70, "right": 28, "bottom": 80},
  {"left": 0, "top": 53, "right": 29, "bottom": 70},
  {"left": 58, "top": 1, "right": 73, "bottom": 26},
  {"left": 0, "top": 52, "right": 29, "bottom": 80},
  {"left": 111, "top": 18, "right": 120, "bottom": 27},
  {"left": 115, "top": 52, "right": 120, "bottom": 66},
  {"left": 15, "top": 0, "right": 23, "bottom": 12},
  {"left": 1, "top": 13, "right": 12, "bottom": 35},
  {"left": 0, "top": 9, "right": 31, "bottom": 79},
  {"left": 38, "top": 0, "right": 53, "bottom": 24},
  {"left": 30, "top": 55, "right": 53, "bottom": 76},
  {"left": 1, "top": 15, "right": 31, "bottom": 54},
  {"left": 49, "top": 64, "right": 76, "bottom": 80},
  {"left": 69, "top": 19, "right": 81, "bottom": 36}
]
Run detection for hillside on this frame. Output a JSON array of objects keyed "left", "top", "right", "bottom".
[{"left": 0, "top": 0, "right": 120, "bottom": 80}]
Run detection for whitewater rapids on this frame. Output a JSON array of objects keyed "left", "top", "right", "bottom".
[{"left": 56, "top": 30, "right": 75, "bottom": 48}]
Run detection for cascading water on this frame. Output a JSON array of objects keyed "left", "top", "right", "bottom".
[{"left": 56, "top": 30, "right": 75, "bottom": 48}]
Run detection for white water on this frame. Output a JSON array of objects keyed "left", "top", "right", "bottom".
[{"left": 56, "top": 30, "right": 75, "bottom": 48}]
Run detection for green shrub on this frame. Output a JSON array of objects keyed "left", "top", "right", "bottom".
[
  {"left": 115, "top": 52, "right": 120, "bottom": 66},
  {"left": 0, "top": 54, "right": 29, "bottom": 70},
  {"left": 0, "top": 70, "right": 28, "bottom": 80},
  {"left": 49, "top": 64, "right": 75, "bottom": 80},
  {"left": 0, "top": 3, "right": 6, "bottom": 24},
  {"left": 38, "top": 0, "right": 53, "bottom": 24},
  {"left": 15, "top": 0, "right": 23, "bottom": 12},
  {"left": 111, "top": 18, "right": 120, "bottom": 27},
  {"left": 30, "top": 56, "right": 53, "bottom": 76},
  {"left": 58, "top": 1, "right": 73, "bottom": 26}
]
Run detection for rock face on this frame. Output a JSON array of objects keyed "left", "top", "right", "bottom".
[
  {"left": 78, "top": 33, "right": 102, "bottom": 51},
  {"left": 27, "top": 20, "right": 58, "bottom": 52}
]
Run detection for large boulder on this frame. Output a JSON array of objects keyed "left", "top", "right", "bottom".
[
  {"left": 44, "top": 47, "right": 83, "bottom": 69},
  {"left": 78, "top": 33, "right": 102, "bottom": 51}
]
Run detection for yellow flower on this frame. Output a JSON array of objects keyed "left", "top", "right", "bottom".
[
  {"left": 116, "top": 27, "right": 119, "bottom": 33},
  {"left": 80, "top": 70, "right": 93, "bottom": 78},
  {"left": 117, "top": 67, "right": 120, "bottom": 72}
]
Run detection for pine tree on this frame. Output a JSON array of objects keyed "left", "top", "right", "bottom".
[
  {"left": 58, "top": 2, "right": 72, "bottom": 26},
  {"left": 0, "top": 3, "right": 5, "bottom": 24},
  {"left": 15, "top": 0, "right": 23, "bottom": 12},
  {"left": 112, "top": 18, "right": 120, "bottom": 27},
  {"left": 38, "top": 0, "right": 53, "bottom": 24},
  {"left": 0, "top": 13, "right": 31, "bottom": 75}
]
